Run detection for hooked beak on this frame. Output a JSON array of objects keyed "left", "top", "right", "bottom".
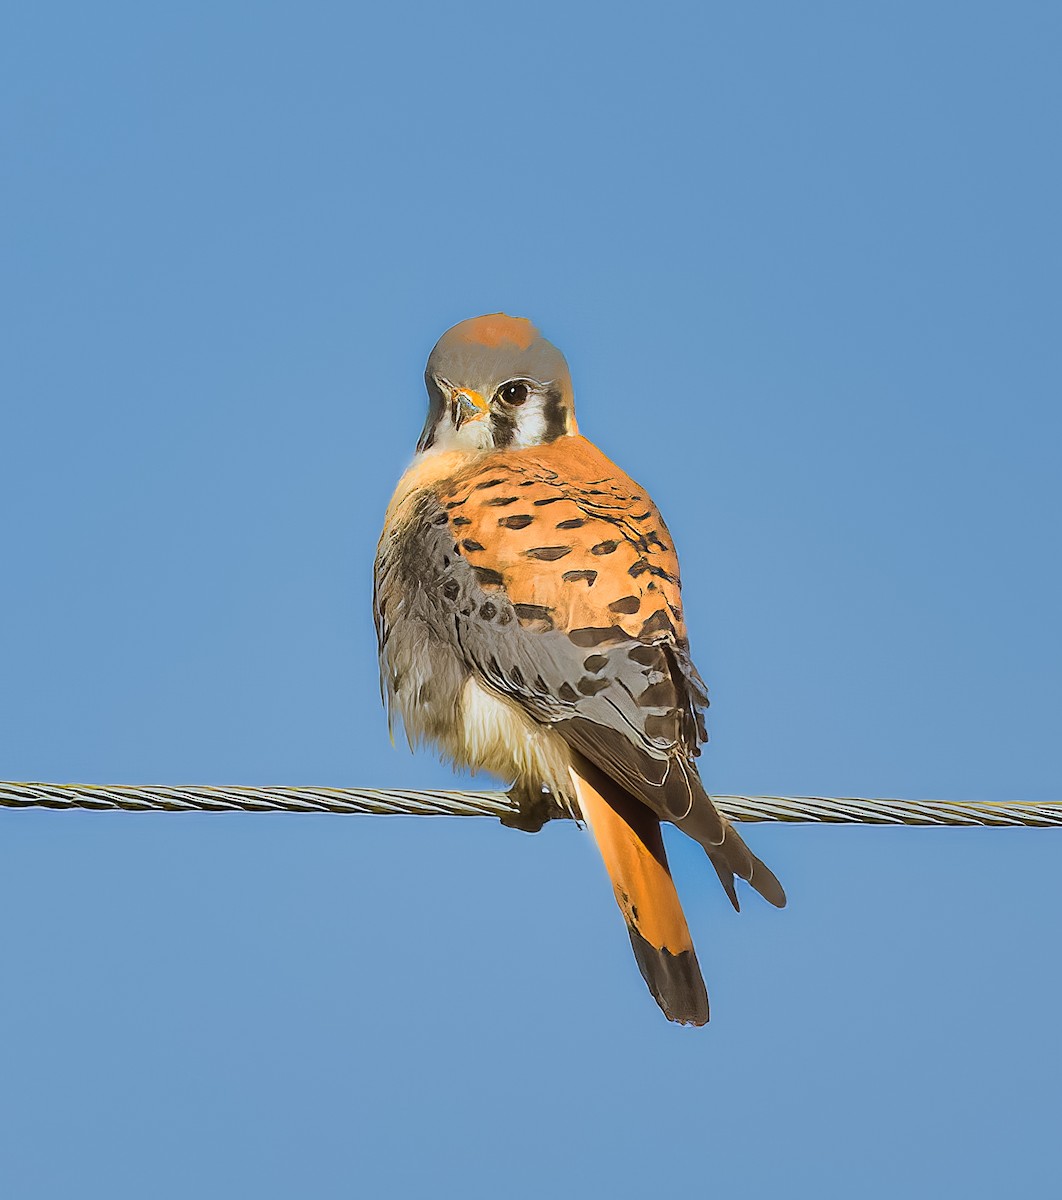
[{"left": 450, "top": 388, "right": 488, "bottom": 430}]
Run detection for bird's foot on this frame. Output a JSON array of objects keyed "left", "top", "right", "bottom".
[{"left": 500, "top": 783, "right": 563, "bottom": 833}]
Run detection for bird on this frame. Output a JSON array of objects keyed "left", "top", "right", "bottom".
[{"left": 374, "top": 313, "right": 785, "bottom": 1025}]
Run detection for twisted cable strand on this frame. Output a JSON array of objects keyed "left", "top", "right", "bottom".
[{"left": 1, "top": 782, "right": 1060, "bottom": 827}]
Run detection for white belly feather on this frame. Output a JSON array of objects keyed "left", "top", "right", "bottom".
[{"left": 455, "top": 678, "right": 574, "bottom": 802}]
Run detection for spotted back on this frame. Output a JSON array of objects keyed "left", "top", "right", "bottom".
[{"left": 439, "top": 436, "right": 690, "bottom": 649}]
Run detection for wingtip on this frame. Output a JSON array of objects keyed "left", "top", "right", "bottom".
[
  {"left": 708, "top": 853, "right": 742, "bottom": 912},
  {"left": 750, "top": 856, "right": 787, "bottom": 909},
  {"left": 708, "top": 837, "right": 787, "bottom": 910}
]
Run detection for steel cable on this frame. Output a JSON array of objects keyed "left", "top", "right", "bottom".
[{"left": 2, "top": 781, "right": 1060, "bottom": 827}]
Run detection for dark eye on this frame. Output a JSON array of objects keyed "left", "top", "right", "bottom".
[{"left": 496, "top": 381, "right": 529, "bottom": 406}]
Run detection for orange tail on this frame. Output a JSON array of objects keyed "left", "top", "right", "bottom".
[{"left": 570, "top": 762, "right": 709, "bottom": 1026}]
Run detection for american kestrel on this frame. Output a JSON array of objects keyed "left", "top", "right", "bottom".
[{"left": 374, "top": 314, "right": 785, "bottom": 1025}]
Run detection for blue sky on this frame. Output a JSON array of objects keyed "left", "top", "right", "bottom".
[{"left": 2, "top": 3, "right": 1060, "bottom": 1196}]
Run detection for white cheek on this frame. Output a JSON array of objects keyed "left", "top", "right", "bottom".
[
  {"left": 510, "top": 399, "right": 547, "bottom": 447},
  {"left": 422, "top": 418, "right": 494, "bottom": 455}
]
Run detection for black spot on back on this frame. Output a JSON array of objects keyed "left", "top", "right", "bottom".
[
  {"left": 461, "top": 539, "right": 485, "bottom": 552},
  {"left": 591, "top": 540, "right": 619, "bottom": 555},
  {"left": 525, "top": 545, "right": 572, "bottom": 561},
  {"left": 498, "top": 514, "right": 533, "bottom": 529},
  {"left": 644, "top": 713, "right": 679, "bottom": 742},
  {"left": 559, "top": 682, "right": 578, "bottom": 703},
  {"left": 630, "top": 556, "right": 678, "bottom": 583},
  {"left": 639, "top": 681, "right": 676, "bottom": 707},
  {"left": 583, "top": 654, "right": 609, "bottom": 672},
  {"left": 628, "top": 644, "right": 663, "bottom": 666},
  {"left": 485, "top": 495, "right": 520, "bottom": 506},
  {"left": 640, "top": 610, "right": 674, "bottom": 637},
  {"left": 578, "top": 676, "right": 610, "bottom": 696},
  {"left": 562, "top": 569, "right": 597, "bottom": 585},
  {"left": 473, "top": 566, "right": 504, "bottom": 587},
  {"left": 556, "top": 518, "right": 585, "bottom": 529},
  {"left": 514, "top": 603, "right": 555, "bottom": 631},
  {"left": 608, "top": 595, "right": 641, "bottom": 615},
  {"left": 569, "top": 625, "right": 628, "bottom": 648}
]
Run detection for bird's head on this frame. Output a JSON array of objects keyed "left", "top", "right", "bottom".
[{"left": 417, "top": 314, "right": 577, "bottom": 454}]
